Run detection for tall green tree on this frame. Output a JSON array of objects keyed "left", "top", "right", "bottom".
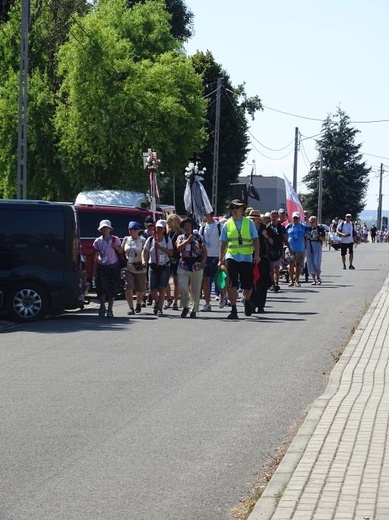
[
  {"left": 55, "top": 0, "right": 206, "bottom": 197},
  {"left": 303, "top": 108, "right": 370, "bottom": 221},
  {"left": 190, "top": 51, "right": 262, "bottom": 214},
  {"left": 0, "top": 0, "right": 90, "bottom": 199},
  {"left": 126, "top": 0, "right": 193, "bottom": 41}
]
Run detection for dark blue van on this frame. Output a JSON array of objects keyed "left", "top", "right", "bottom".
[{"left": 0, "top": 200, "right": 83, "bottom": 322}]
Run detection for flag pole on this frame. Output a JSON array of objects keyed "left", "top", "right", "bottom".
[{"left": 144, "top": 149, "right": 160, "bottom": 265}]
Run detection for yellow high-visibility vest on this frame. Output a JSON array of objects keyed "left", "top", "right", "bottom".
[{"left": 226, "top": 217, "right": 253, "bottom": 255}]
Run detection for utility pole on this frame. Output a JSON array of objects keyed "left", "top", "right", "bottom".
[
  {"left": 211, "top": 77, "right": 222, "bottom": 215},
  {"left": 17, "top": 0, "right": 30, "bottom": 199},
  {"left": 292, "top": 127, "right": 299, "bottom": 191},
  {"left": 377, "top": 163, "right": 383, "bottom": 230},
  {"left": 317, "top": 151, "right": 323, "bottom": 223}
]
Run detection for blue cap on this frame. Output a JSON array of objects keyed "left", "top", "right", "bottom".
[{"left": 128, "top": 221, "right": 141, "bottom": 230}]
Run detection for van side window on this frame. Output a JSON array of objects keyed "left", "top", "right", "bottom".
[{"left": 0, "top": 209, "right": 64, "bottom": 268}]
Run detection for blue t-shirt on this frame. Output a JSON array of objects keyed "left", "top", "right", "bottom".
[
  {"left": 286, "top": 222, "right": 307, "bottom": 252},
  {"left": 220, "top": 217, "right": 258, "bottom": 262}
]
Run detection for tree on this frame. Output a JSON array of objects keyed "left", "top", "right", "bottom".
[
  {"left": 0, "top": 0, "right": 91, "bottom": 199},
  {"left": 0, "top": 0, "right": 16, "bottom": 23},
  {"left": 190, "top": 51, "right": 262, "bottom": 214},
  {"left": 302, "top": 108, "right": 370, "bottom": 222},
  {"left": 126, "top": 0, "right": 193, "bottom": 41},
  {"left": 55, "top": 0, "right": 206, "bottom": 197}
]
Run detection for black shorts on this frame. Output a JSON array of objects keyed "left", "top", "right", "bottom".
[
  {"left": 225, "top": 259, "right": 253, "bottom": 290},
  {"left": 341, "top": 242, "right": 354, "bottom": 256}
]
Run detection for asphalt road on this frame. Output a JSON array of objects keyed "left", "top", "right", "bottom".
[{"left": 1, "top": 243, "right": 388, "bottom": 520}]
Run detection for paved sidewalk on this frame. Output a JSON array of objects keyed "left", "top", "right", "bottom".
[{"left": 249, "top": 274, "right": 389, "bottom": 520}]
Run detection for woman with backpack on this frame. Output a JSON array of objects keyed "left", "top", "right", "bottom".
[
  {"left": 121, "top": 221, "right": 147, "bottom": 315},
  {"left": 142, "top": 220, "right": 173, "bottom": 317}
]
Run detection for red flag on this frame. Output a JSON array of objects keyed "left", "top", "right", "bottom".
[
  {"left": 284, "top": 175, "right": 304, "bottom": 219},
  {"left": 253, "top": 264, "right": 261, "bottom": 283}
]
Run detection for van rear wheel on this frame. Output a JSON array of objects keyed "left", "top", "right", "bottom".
[{"left": 7, "top": 282, "right": 49, "bottom": 322}]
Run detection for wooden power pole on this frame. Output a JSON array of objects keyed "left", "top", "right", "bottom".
[
  {"left": 211, "top": 78, "right": 222, "bottom": 215},
  {"left": 17, "top": 0, "right": 29, "bottom": 199}
]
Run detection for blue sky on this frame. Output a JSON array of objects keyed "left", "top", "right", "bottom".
[{"left": 185, "top": 0, "right": 389, "bottom": 210}]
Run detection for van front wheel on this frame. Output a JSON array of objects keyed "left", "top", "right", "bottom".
[{"left": 7, "top": 282, "right": 49, "bottom": 322}]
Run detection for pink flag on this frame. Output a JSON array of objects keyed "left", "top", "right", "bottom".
[{"left": 284, "top": 175, "right": 304, "bottom": 219}]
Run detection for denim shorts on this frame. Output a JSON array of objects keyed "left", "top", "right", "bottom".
[{"left": 149, "top": 264, "right": 170, "bottom": 290}]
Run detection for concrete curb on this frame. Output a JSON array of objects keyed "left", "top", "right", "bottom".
[{"left": 248, "top": 274, "right": 389, "bottom": 520}]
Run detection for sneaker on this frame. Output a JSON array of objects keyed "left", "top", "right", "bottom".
[
  {"left": 219, "top": 297, "right": 226, "bottom": 309},
  {"left": 317, "top": 278, "right": 322, "bottom": 285},
  {"left": 147, "top": 294, "right": 153, "bottom": 306},
  {"left": 157, "top": 309, "right": 163, "bottom": 317},
  {"left": 164, "top": 299, "right": 173, "bottom": 309},
  {"left": 200, "top": 302, "right": 212, "bottom": 312},
  {"left": 214, "top": 296, "right": 220, "bottom": 301},
  {"left": 135, "top": 303, "right": 142, "bottom": 314},
  {"left": 244, "top": 300, "right": 254, "bottom": 317},
  {"left": 190, "top": 311, "right": 197, "bottom": 318},
  {"left": 98, "top": 305, "right": 106, "bottom": 318},
  {"left": 295, "top": 281, "right": 301, "bottom": 287},
  {"left": 311, "top": 281, "right": 317, "bottom": 286},
  {"left": 343, "top": 265, "right": 346, "bottom": 270},
  {"left": 172, "top": 303, "right": 179, "bottom": 311},
  {"left": 106, "top": 310, "right": 114, "bottom": 318},
  {"left": 349, "top": 265, "right": 355, "bottom": 270},
  {"left": 227, "top": 310, "right": 238, "bottom": 319},
  {"left": 153, "top": 304, "right": 158, "bottom": 316},
  {"left": 274, "top": 284, "right": 280, "bottom": 292},
  {"left": 181, "top": 307, "right": 189, "bottom": 318},
  {"left": 288, "top": 281, "right": 294, "bottom": 287},
  {"left": 127, "top": 307, "right": 135, "bottom": 315}
]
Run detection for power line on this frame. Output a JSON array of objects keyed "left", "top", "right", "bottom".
[
  {"left": 364, "top": 152, "right": 389, "bottom": 160},
  {"left": 223, "top": 89, "right": 295, "bottom": 155},
  {"left": 263, "top": 104, "right": 389, "bottom": 124},
  {"left": 263, "top": 104, "right": 324, "bottom": 122}
]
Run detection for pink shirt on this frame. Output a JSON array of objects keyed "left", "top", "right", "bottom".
[{"left": 93, "top": 235, "right": 121, "bottom": 266}]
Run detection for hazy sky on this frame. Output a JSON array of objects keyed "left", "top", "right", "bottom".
[{"left": 185, "top": 0, "right": 389, "bottom": 210}]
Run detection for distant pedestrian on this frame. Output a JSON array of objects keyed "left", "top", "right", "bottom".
[
  {"left": 121, "top": 221, "right": 147, "bottom": 315},
  {"left": 286, "top": 212, "right": 307, "bottom": 287},
  {"left": 305, "top": 216, "right": 326, "bottom": 285},
  {"left": 143, "top": 220, "right": 173, "bottom": 317},
  {"left": 267, "top": 209, "right": 288, "bottom": 292},
  {"left": 248, "top": 210, "right": 271, "bottom": 313},
  {"left": 200, "top": 211, "right": 226, "bottom": 311},
  {"left": 164, "top": 214, "right": 182, "bottom": 310},
  {"left": 337, "top": 213, "right": 356, "bottom": 269},
  {"left": 278, "top": 208, "right": 289, "bottom": 227},
  {"left": 93, "top": 219, "right": 122, "bottom": 318},
  {"left": 370, "top": 224, "right": 377, "bottom": 243}
]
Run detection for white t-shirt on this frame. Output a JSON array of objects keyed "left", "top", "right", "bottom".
[
  {"left": 144, "top": 235, "right": 173, "bottom": 265},
  {"left": 201, "top": 221, "right": 220, "bottom": 257},
  {"left": 337, "top": 221, "right": 354, "bottom": 244}
]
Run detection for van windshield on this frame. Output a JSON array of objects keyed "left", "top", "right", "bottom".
[{"left": 77, "top": 210, "right": 147, "bottom": 239}]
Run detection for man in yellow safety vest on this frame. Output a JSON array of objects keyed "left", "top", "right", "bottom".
[{"left": 219, "top": 199, "right": 260, "bottom": 319}]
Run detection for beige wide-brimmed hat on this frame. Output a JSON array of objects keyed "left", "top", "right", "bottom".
[
  {"left": 248, "top": 209, "right": 262, "bottom": 219},
  {"left": 98, "top": 219, "right": 113, "bottom": 231}
]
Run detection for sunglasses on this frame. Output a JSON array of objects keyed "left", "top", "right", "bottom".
[{"left": 231, "top": 206, "right": 242, "bottom": 210}]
